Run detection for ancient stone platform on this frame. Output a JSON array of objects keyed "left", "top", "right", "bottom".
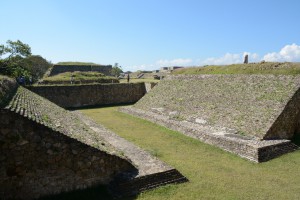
[
  {"left": 74, "top": 111, "right": 188, "bottom": 197},
  {"left": 0, "top": 77, "right": 187, "bottom": 199},
  {"left": 121, "top": 106, "right": 298, "bottom": 162},
  {"left": 120, "top": 74, "right": 300, "bottom": 162}
]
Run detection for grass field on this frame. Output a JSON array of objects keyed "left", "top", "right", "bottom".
[
  {"left": 79, "top": 106, "right": 300, "bottom": 200},
  {"left": 173, "top": 62, "right": 300, "bottom": 75}
]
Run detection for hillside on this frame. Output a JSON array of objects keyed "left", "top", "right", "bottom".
[{"left": 173, "top": 62, "right": 300, "bottom": 75}]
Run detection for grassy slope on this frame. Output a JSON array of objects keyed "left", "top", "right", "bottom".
[
  {"left": 173, "top": 62, "right": 300, "bottom": 75},
  {"left": 80, "top": 106, "right": 300, "bottom": 200}
]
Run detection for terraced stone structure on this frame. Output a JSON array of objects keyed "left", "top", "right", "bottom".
[
  {"left": 49, "top": 64, "right": 112, "bottom": 76},
  {"left": 0, "top": 76, "right": 187, "bottom": 199},
  {"left": 28, "top": 83, "right": 147, "bottom": 108},
  {"left": 121, "top": 74, "right": 300, "bottom": 162}
]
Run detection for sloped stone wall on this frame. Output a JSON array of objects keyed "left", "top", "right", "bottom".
[
  {"left": 49, "top": 65, "right": 112, "bottom": 76},
  {"left": 0, "top": 110, "right": 135, "bottom": 199},
  {"left": 28, "top": 83, "right": 147, "bottom": 108},
  {"left": 135, "top": 75, "right": 300, "bottom": 139}
]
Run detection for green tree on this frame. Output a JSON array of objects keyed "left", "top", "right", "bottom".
[
  {"left": 20, "top": 55, "right": 51, "bottom": 81},
  {"left": 111, "top": 63, "right": 123, "bottom": 77},
  {"left": 0, "top": 40, "right": 51, "bottom": 83},
  {"left": 0, "top": 40, "right": 32, "bottom": 77}
]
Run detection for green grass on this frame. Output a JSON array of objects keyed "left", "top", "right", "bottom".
[
  {"left": 80, "top": 106, "right": 300, "bottom": 200},
  {"left": 41, "top": 71, "right": 118, "bottom": 84},
  {"left": 173, "top": 62, "right": 300, "bottom": 75}
]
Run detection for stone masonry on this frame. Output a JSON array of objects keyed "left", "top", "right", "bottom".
[
  {"left": 28, "top": 83, "right": 147, "bottom": 108},
  {"left": 49, "top": 64, "right": 112, "bottom": 76},
  {"left": 0, "top": 78, "right": 136, "bottom": 199},
  {"left": 0, "top": 77, "right": 187, "bottom": 199},
  {"left": 120, "top": 74, "right": 300, "bottom": 162},
  {"left": 135, "top": 75, "right": 300, "bottom": 140}
]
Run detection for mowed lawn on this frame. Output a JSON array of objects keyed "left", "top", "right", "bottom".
[{"left": 80, "top": 106, "right": 300, "bottom": 200}]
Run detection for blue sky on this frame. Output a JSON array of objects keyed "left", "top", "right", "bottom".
[{"left": 1, "top": 0, "right": 300, "bottom": 71}]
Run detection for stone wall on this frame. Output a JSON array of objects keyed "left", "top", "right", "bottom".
[
  {"left": 144, "top": 82, "right": 157, "bottom": 93},
  {"left": 120, "top": 106, "right": 298, "bottom": 162},
  {"left": 28, "top": 83, "right": 147, "bottom": 108},
  {"left": 135, "top": 75, "right": 300, "bottom": 140},
  {"left": 0, "top": 110, "right": 135, "bottom": 199},
  {"left": 49, "top": 65, "right": 112, "bottom": 76}
]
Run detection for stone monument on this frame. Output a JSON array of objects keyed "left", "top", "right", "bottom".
[{"left": 244, "top": 54, "right": 249, "bottom": 64}]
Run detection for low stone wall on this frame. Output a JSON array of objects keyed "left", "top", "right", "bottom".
[
  {"left": 120, "top": 107, "right": 299, "bottom": 162},
  {"left": 0, "top": 110, "right": 135, "bottom": 199},
  {"left": 28, "top": 83, "right": 147, "bottom": 108}
]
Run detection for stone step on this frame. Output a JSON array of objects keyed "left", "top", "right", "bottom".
[{"left": 109, "top": 169, "right": 188, "bottom": 198}]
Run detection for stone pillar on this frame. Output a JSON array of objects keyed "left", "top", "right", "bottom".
[{"left": 244, "top": 54, "right": 248, "bottom": 64}]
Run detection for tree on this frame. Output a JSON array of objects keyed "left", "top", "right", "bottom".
[
  {"left": 21, "top": 55, "right": 51, "bottom": 81},
  {"left": 0, "top": 40, "right": 51, "bottom": 83},
  {"left": 111, "top": 63, "right": 123, "bottom": 77},
  {"left": 0, "top": 40, "right": 32, "bottom": 77}
]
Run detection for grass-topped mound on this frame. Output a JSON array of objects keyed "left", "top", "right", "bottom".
[
  {"left": 134, "top": 74, "right": 300, "bottom": 139},
  {"left": 173, "top": 62, "right": 300, "bottom": 75},
  {"left": 40, "top": 71, "right": 119, "bottom": 85}
]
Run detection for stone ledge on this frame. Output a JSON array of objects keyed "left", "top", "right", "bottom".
[
  {"left": 109, "top": 169, "right": 188, "bottom": 197},
  {"left": 74, "top": 111, "right": 188, "bottom": 197},
  {"left": 120, "top": 106, "right": 299, "bottom": 163}
]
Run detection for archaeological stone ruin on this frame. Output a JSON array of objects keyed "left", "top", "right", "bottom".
[
  {"left": 0, "top": 76, "right": 187, "bottom": 199},
  {"left": 121, "top": 74, "right": 300, "bottom": 162},
  {"left": 49, "top": 64, "right": 113, "bottom": 76},
  {"left": 1, "top": 70, "right": 300, "bottom": 198}
]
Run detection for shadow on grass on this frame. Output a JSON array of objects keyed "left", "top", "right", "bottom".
[
  {"left": 292, "top": 134, "right": 300, "bottom": 146},
  {"left": 38, "top": 185, "right": 137, "bottom": 200},
  {"left": 69, "top": 103, "right": 135, "bottom": 111}
]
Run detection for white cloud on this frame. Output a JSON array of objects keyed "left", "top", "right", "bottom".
[
  {"left": 126, "top": 43, "right": 300, "bottom": 71},
  {"left": 156, "top": 58, "right": 193, "bottom": 67},
  {"left": 263, "top": 43, "right": 300, "bottom": 62},
  {"left": 127, "top": 64, "right": 155, "bottom": 72},
  {"left": 201, "top": 52, "right": 260, "bottom": 65}
]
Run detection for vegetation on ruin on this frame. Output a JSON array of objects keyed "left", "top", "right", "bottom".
[
  {"left": 40, "top": 71, "right": 119, "bottom": 84},
  {"left": 79, "top": 106, "right": 300, "bottom": 200},
  {"left": 173, "top": 62, "right": 300, "bottom": 75}
]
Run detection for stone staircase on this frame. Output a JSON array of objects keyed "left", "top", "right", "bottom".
[{"left": 109, "top": 169, "right": 188, "bottom": 197}]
